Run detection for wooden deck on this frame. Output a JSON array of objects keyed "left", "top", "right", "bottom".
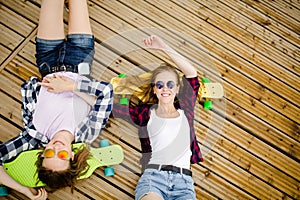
[{"left": 1, "top": 0, "right": 299, "bottom": 199}]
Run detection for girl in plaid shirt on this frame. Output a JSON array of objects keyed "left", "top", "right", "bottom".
[
  {"left": 112, "top": 35, "right": 203, "bottom": 200},
  {"left": 0, "top": 0, "right": 113, "bottom": 199}
]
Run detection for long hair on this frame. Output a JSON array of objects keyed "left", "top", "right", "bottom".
[
  {"left": 35, "top": 145, "right": 91, "bottom": 193},
  {"left": 115, "top": 63, "right": 181, "bottom": 107}
]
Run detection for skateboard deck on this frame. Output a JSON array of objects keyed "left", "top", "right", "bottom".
[
  {"left": 199, "top": 82, "right": 224, "bottom": 98},
  {"left": 3, "top": 142, "right": 124, "bottom": 187}
]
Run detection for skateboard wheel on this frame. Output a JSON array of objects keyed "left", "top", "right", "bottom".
[
  {"left": 120, "top": 97, "right": 129, "bottom": 105},
  {"left": 118, "top": 73, "right": 127, "bottom": 78},
  {"left": 100, "top": 139, "right": 110, "bottom": 147},
  {"left": 204, "top": 100, "right": 212, "bottom": 110},
  {"left": 104, "top": 167, "right": 115, "bottom": 176},
  {"left": 0, "top": 185, "right": 8, "bottom": 196},
  {"left": 202, "top": 78, "right": 210, "bottom": 83}
]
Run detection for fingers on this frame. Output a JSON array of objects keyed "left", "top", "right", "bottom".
[
  {"left": 143, "top": 35, "right": 155, "bottom": 46},
  {"left": 35, "top": 188, "right": 48, "bottom": 200},
  {"left": 38, "top": 82, "right": 50, "bottom": 87},
  {"left": 143, "top": 38, "right": 151, "bottom": 46}
]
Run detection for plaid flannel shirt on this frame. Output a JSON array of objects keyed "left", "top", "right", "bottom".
[
  {"left": 0, "top": 76, "right": 113, "bottom": 165},
  {"left": 112, "top": 76, "right": 203, "bottom": 170}
]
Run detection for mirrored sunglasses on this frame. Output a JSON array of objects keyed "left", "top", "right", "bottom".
[
  {"left": 155, "top": 81, "right": 176, "bottom": 89},
  {"left": 42, "top": 149, "right": 71, "bottom": 160}
]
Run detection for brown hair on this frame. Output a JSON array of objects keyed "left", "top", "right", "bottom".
[{"left": 35, "top": 145, "right": 90, "bottom": 193}]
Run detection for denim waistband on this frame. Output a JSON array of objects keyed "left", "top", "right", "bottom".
[{"left": 146, "top": 164, "right": 192, "bottom": 177}]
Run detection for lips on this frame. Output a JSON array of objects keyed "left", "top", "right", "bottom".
[{"left": 161, "top": 93, "right": 171, "bottom": 97}]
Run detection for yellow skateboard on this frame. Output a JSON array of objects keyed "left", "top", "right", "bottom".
[
  {"left": 1, "top": 140, "right": 124, "bottom": 190},
  {"left": 111, "top": 73, "right": 224, "bottom": 110},
  {"left": 199, "top": 77, "right": 224, "bottom": 110}
]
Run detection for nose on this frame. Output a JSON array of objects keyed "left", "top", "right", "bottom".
[{"left": 162, "top": 85, "right": 168, "bottom": 90}]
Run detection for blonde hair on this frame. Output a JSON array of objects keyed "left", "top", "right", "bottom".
[{"left": 115, "top": 63, "right": 181, "bottom": 106}]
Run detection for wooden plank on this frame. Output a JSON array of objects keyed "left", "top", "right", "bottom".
[
  {"left": 255, "top": 0, "right": 300, "bottom": 24},
  {"left": 192, "top": 0, "right": 300, "bottom": 63},
  {"left": 196, "top": 110, "right": 300, "bottom": 199},
  {"left": 0, "top": 4, "right": 36, "bottom": 37},
  {"left": 0, "top": 45, "right": 11, "bottom": 64},
  {"left": 225, "top": 0, "right": 300, "bottom": 48},
  {"left": 74, "top": 174, "right": 133, "bottom": 199},
  {"left": 0, "top": 71, "right": 22, "bottom": 102},
  {"left": 0, "top": 24, "right": 24, "bottom": 51},
  {"left": 5, "top": 186, "right": 91, "bottom": 200},
  {"left": 191, "top": 164, "right": 256, "bottom": 199},
  {"left": 0, "top": 91, "right": 23, "bottom": 128},
  {"left": 1, "top": 0, "right": 40, "bottom": 24},
  {"left": 200, "top": 146, "right": 293, "bottom": 200},
  {"left": 240, "top": 0, "right": 300, "bottom": 34},
  {"left": 92, "top": 164, "right": 138, "bottom": 197},
  {"left": 283, "top": 0, "right": 300, "bottom": 10},
  {"left": 194, "top": 186, "right": 219, "bottom": 200},
  {"left": 0, "top": 118, "right": 21, "bottom": 142},
  {"left": 5, "top": 55, "right": 40, "bottom": 80},
  {"left": 47, "top": 188, "right": 91, "bottom": 200}
]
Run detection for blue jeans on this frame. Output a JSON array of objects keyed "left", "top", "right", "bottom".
[
  {"left": 35, "top": 34, "right": 95, "bottom": 77},
  {"left": 135, "top": 169, "right": 196, "bottom": 200}
]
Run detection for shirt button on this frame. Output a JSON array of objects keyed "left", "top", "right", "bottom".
[{"left": 27, "top": 104, "right": 33, "bottom": 110}]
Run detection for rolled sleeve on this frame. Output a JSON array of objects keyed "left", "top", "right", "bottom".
[{"left": 75, "top": 80, "right": 114, "bottom": 143}]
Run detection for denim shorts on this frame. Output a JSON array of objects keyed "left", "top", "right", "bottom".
[
  {"left": 35, "top": 34, "right": 95, "bottom": 76},
  {"left": 135, "top": 169, "right": 196, "bottom": 200}
]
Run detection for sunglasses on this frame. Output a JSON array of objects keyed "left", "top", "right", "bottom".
[
  {"left": 155, "top": 81, "right": 176, "bottom": 89},
  {"left": 42, "top": 149, "right": 71, "bottom": 160}
]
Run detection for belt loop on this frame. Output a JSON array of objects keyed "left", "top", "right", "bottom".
[
  {"left": 158, "top": 164, "right": 162, "bottom": 171},
  {"left": 62, "top": 64, "right": 66, "bottom": 72}
]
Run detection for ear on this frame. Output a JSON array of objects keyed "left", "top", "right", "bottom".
[
  {"left": 71, "top": 151, "right": 75, "bottom": 160},
  {"left": 176, "top": 85, "right": 180, "bottom": 94}
]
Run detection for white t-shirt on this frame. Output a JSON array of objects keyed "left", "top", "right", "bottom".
[
  {"left": 147, "top": 109, "right": 192, "bottom": 169},
  {"left": 33, "top": 72, "right": 91, "bottom": 140}
]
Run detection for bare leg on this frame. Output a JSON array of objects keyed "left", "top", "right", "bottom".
[
  {"left": 37, "top": 0, "right": 65, "bottom": 39},
  {"left": 140, "top": 193, "right": 163, "bottom": 200},
  {"left": 68, "top": 0, "right": 92, "bottom": 34}
]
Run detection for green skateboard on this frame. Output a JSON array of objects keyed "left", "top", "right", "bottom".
[{"left": 1, "top": 140, "right": 124, "bottom": 192}]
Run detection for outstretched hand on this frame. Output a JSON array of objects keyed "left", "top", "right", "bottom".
[
  {"left": 143, "top": 35, "right": 168, "bottom": 50},
  {"left": 39, "top": 74, "right": 76, "bottom": 93},
  {"left": 22, "top": 187, "right": 48, "bottom": 200}
]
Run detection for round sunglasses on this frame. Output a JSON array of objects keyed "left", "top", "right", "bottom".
[
  {"left": 155, "top": 80, "right": 176, "bottom": 89},
  {"left": 42, "top": 149, "right": 71, "bottom": 160}
]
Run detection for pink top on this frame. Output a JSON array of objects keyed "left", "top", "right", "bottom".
[{"left": 33, "top": 72, "right": 91, "bottom": 140}]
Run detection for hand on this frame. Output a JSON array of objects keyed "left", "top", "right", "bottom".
[
  {"left": 39, "top": 74, "right": 76, "bottom": 93},
  {"left": 143, "top": 35, "right": 168, "bottom": 50},
  {"left": 22, "top": 187, "right": 48, "bottom": 200}
]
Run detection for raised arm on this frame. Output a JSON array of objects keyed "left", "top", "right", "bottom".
[{"left": 143, "top": 35, "right": 197, "bottom": 78}]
